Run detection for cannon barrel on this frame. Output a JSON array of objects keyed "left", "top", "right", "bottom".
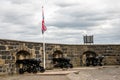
[
  {"left": 16, "top": 59, "right": 45, "bottom": 74},
  {"left": 52, "top": 58, "right": 73, "bottom": 68},
  {"left": 86, "top": 56, "right": 104, "bottom": 66}
]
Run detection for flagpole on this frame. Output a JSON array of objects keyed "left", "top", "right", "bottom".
[
  {"left": 43, "top": 33, "right": 46, "bottom": 69},
  {"left": 42, "top": 6, "right": 46, "bottom": 69}
]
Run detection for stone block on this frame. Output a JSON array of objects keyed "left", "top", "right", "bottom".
[
  {"left": 0, "top": 59, "right": 5, "bottom": 65},
  {"left": 35, "top": 50, "right": 40, "bottom": 54},
  {"left": 7, "top": 56, "right": 12, "bottom": 60},
  {"left": 0, "top": 46, "right": 6, "bottom": 50},
  {"left": 2, "top": 56, "right": 6, "bottom": 59},
  {"left": 27, "top": 45, "right": 33, "bottom": 49},
  {"left": 35, "top": 47, "right": 40, "bottom": 50},
  {"left": 8, "top": 46, "right": 14, "bottom": 49},
  {"left": 0, "top": 51, "right": 10, "bottom": 55}
]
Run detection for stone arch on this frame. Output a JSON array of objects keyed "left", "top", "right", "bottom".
[
  {"left": 16, "top": 50, "right": 31, "bottom": 72},
  {"left": 16, "top": 50, "right": 31, "bottom": 60},
  {"left": 51, "top": 50, "right": 63, "bottom": 68},
  {"left": 82, "top": 51, "right": 97, "bottom": 66},
  {"left": 53, "top": 50, "right": 63, "bottom": 58}
]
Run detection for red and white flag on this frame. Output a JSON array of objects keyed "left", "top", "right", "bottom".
[{"left": 42, "top": 6, "right": 47, "bottom": 34}]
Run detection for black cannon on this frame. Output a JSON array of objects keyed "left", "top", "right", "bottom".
[
  {"left": 86, "top": 56, "right": 104, "bottom": 66},
  {"left": 16, "top": 59, "right": 45, "bottom": 74},
  {"left": 52, "top": 58, "right": 73, "bottom": 68}
]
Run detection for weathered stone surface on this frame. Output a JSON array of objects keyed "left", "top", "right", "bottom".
[
  {"left": 0, "top": 59, "right": 5, "bottom": 65},
  {"left": 0, "top": 46, "right": 6, "bottom": 50},
  {"left": 0, "top": 39, "right": 120, "bottom": 74},
  {"left": 0, "top": 51, "right": 10, "bottom": 55},
  {"left": 35, "top": 50, "right": 40, "bottom": 54}
]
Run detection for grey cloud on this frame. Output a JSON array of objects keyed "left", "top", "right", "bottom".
[
  {"left": 3, "top": 0, "right": 30, "bottom": 4},
  {"left": 47, "top": 20, "right": 98, "bottom": 29},
  {"left": 0, "top": 1, "right": 34, "bottom": 25},
  {"left": 94, "top": 33, "right": 120, "bottom": 44},
  {"left": 55, "top": 1, "right": 79, "bottom": 7},
  {"left": 2, "top": 14, "right": 30, "bottom": 25},
  {"left": 0, "top": 0, "right": 120, "bottom": 44},
  {"left": 47, "top": 3, "right": 120, "bottom": 30}
]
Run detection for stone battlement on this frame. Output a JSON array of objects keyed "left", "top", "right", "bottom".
[{"left": 0, "top": 39, "right": 120, "bottom": 74}]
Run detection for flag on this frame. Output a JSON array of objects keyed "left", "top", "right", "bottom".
[{"left": 42, "top": 6, "right": 47, "bottom": 34}]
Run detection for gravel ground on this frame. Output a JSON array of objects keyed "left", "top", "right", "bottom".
[
  {"left": 0, "top": 75, "right": 70, "bottom": 80},
  {"left": 67, "top": 66, "right": 120, "bottom": 80},
  {"left": 0, "top": 66, "right": 120, "bottom": 80}
]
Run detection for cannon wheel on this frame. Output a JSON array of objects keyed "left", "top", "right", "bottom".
[
  {"left": 33, "top": 69, "right": 37, "bottom": 73},
  {"left": 40, "top": 67, "right": 45, "bottom": 73},
  {"left": 69, "top": 63, "right": 73, "bottom": 68},
  {"left": 19, "top": 68, "right": 24, "bottom": 74}
]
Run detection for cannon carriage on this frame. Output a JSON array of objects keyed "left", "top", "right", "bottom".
[
  {"left": 86, "top": 56, "right": 104, "bottom": 66},
  {"left": 52, "top": 58, "right": 73, "bottom": 68},
  {"left": 16, "top": 59, "right": 45, "bottom": 74}
]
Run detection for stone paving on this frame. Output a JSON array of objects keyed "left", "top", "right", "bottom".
[{"left": 0, "top": 66, "right": 120, "bottom": 80}]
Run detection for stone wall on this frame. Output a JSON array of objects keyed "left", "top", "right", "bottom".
[{"left": 0, "top": 39, "right": 120, "bottom": 74}]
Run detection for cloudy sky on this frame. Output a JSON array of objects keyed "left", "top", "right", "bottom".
[{"left": 0, "top": 0, "right": 120, "bottom": 44}]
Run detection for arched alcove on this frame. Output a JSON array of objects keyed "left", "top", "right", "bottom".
[
  {"left": 82, "top": 51, "right": 97, "bottom": 66},
  {"left": 52, "top": 50, "right": 63, "bottom": 68},
  {"left": 53, "top": 50, "right": 63, "bottom": 58},
  {"left": 16, "top": 50, "right": 30, "bottom": 60},
  {"left": 16, "top": 50, "right": 31, "bottom": 72}
]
